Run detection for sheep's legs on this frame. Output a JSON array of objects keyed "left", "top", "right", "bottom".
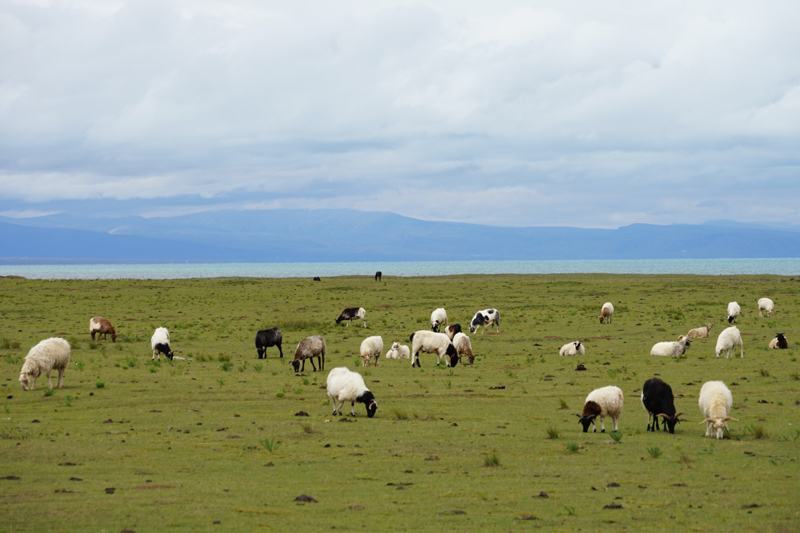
[
  {"left": 57, "top": 368, "right": 64, "bottom": 389},
  {"left": 350, "top": 402, "right": 356, "bottom": 416},
  {"left": 331, "top": 398, "right": 341, "bottom": 415},
  {"left": 46, "top": 372, "right": 53, "bottom": 390},
  {"left": 309, "top": 358, "right": 317, "bottom": 372}
]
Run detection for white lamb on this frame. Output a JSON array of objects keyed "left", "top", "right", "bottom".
[
  {"left": 598, "top": 302, "right": 614, "bottom": 324},
  {"left": 559, "top": 340, "right": 585, "bottom": 357},
  {"left": 360, "top": 336, "right": 383, "bottom": 367},
  {"left": 686, "top": 323, "right": 713, "bottom": 339},
  {"left": 430, "top": 308, "right": 448, "bottom": 332},
  {"left": 19, "top": 338, "right": 71, "bottom": 391},
  {"left": 452, "top": 332, "right": 475, "bottom": 364},
  {"left": 715, "top": 326, "right": 743, "bottom": 359},
  {"left": 151, "top": 327, "right": 174, "bottom": 360},
  {"left": 726, "top": 301, "right": 741, "bottom": 324},
  {"left": 577, "top": 385, "right": 623, "bottom": 433},
  {"left": 410, "top": 330, "right": 459, "bottom": 368},
  {"left": 650, "top": 335, "right": 691, "bottom": 357},
  {"left": 698, "top": 381, "right": 738, "bottom": 439},
  {"left": 385, "top": 342, "right": 410, "bottom": 360},
  {"left": 757, "top": 298, "right": 774, "bottom": 318},
  {"left": 326, "top": 367, "right": 378, "bottom": 418}
]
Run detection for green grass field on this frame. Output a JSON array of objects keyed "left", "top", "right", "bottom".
[{"left": 1, "top": 274, "right": 799, "bottom": 532}]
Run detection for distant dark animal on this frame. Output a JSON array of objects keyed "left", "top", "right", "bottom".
[
  {"left": 769, "top": 333, "right": 788, "bottom": 349},
  {"left": 336, "top": 307, "right": 366, "bottom": 327},
  {"left": 641, "top": 378, "right": 683, "bottom": 434},
  {"left": 255, "top": 327, "right": 284, "bottom": 359},
  {"left": 292, "top": 335, "right": 326, "bottom": 372},
  {"left": 313, "top": 277, "right": 321, "bottom": 281},
  {"left": 469, "top": 308, "right": 500, "bottom": 334},
  {"left": 375, "top": 271, "right": 382, "bottom": 281},
  {"left": 89, "top": 317, "right": 116, "bottom": 343}
]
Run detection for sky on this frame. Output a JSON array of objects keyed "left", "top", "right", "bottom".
[{"left": 1, "top": 0, "right": 799, "bottom": 228}]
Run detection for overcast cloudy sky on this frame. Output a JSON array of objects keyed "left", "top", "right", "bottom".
[{"left": 1, "top": 1, "right": 799, "bottom": 228}]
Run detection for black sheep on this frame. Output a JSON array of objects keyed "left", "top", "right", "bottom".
[
  {"left": 255, "top": 328, "right": 284, "bottom": 359},
  {"left": 641, "top": 377, "right": 683, "bottom": 433}
]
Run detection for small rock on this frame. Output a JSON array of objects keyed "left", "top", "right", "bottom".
[
  {"left": 69, "top": 477, "right": 82, "bottom": 481},
  {"left": 294, "top": 494, "right": 318, "bottom": 503},
  {"left": 535, "top": 491, "right": 548, "bottom": 498},
  {"left": 442, "top": 510, "right": 466, "bottom": 515},
  {"left": 576, "top": 364, "right": 587, "bottom": 371},
  {"left": 516, "top": 514, "right": 537, "bottom": 521},
  {"left": 213, "top": 520, "right": 220, "bottom": 524},
  {"left": 1, "top": 475, "right": 21, "bottom": 480},
  {"left": 424, "top": 456, "right": 439, "bottom": 461},
  {"left": 295, "top": 411, "right": 310, "bottom": 417},
  {"left": 607, "top": 482, "right": 620, "bottom": 487},
  {"left": 58, "top": 462, "right": 77, "bottom": 466},
  {"left": 742, "top": 504, "right": 760, "bottom": 509},
  {"left": 604, "top": 503, "right": 623, "bottom": 509},
  {"left": 105, "top": 487, "right": 115, "bottom": 494},
  {"left": 349, "top": 505, "right": 364, "bottom": 510},
  {"left": 32, "top": 419, "right": 40, "bottom": 423}
]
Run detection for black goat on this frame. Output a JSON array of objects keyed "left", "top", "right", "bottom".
[{"left": 641, "top": 377, "right": 683, "bottom": 433}]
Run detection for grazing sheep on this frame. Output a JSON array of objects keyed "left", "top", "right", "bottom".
[
  {"left": 336, "top": 307, "right": 366, "bottom": 328},
  {"left": 326, "top": 367, "right": 378, "bottom": 418},
  {"left": 18, "top": 338, "right": 71, "bottom": 391},
  {"left": 444, "top": 324, "right": 462, "bottom": 340},
  {"left": 375, "top": 271, "right": 382, "bottom": 282},
  {"left": 151, "top": 327, "right": 174, "bottom": 361},
  {"left": 698, "top": 381, "right": 738, "bottom": 439},
  {"left": 409, "top": 330, "right": 459, "bottom": 368},
  {"left": 758, "top": 297, "right": 774, "bottom": 317},
  {"left": 726, "top": 301, "right": 741, "bottom": 324},
  {"left": 641, "top": 378, "right": 683, "bottom": 434},
  {"left": 430, "top": 308, "right": 448, "bottom": 332},
  {"left": 452, "top": 332, "right": 475, "bottom": 364},
  {"left": 715, "top": 326, "right": 743, "bottom": 359},
  {"left": 686, "top": 323, "right": 713, "bottom": 339},
  {"left": 360, "top": 336, "right": 383, "bottom": 367},
  {"left": 469, "top": 308, "right": 500, "bottom": 334},
  {"left": 255, "top": 327, "right": 283, "bottom": 359},
  {"left": 598, "top": 302, "right": 614, "bottom": 324},
  {"left": 89, "top": 317, "right": 117, "bottom": 343},
  {"left": 385, "top": 342, "right": 410, "bottom": 360},
  {"left": 768, "top": 333, "right": 788, "bottom": 349},
  {"left": 292, "top": 335, "right": 326, "bottom": 372},
  {"left": 650, "top": 335, "right": 691, "bottom": 358},
  {"left": 576, "top": 385, "right": 623, "bottom": 433},
  {"left": 313, "top": 276, "right": 321, "bottom": 281},
  {"left": 559, "top": 340, "right": 585, "bottom": 357}
]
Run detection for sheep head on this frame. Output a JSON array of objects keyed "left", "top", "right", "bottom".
[
  {"left": 291, "top": 360, "right": 301, "bottom": 372},
  {"left": 18, "top": 372, "right": 31, "bottom": 391},
  {"left": 656, "top": 412, "right": 685, "bottom": 434},
  {"left": 700, "top": 416, "right": 739, "bottom": 439},
  {"left": 576, "top": 413, "right": 597, "bottom": 433}
]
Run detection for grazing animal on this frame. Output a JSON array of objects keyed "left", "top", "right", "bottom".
[
  {"left": 360, "top": 336, "right": 383, "bottom": 367},
  {"left": 698, "top": 381, "right": 738, "bottom": 439},
  {"left": 255, "top": 327, "right": 283, "bottom": 359},
  {"left": 598, "top": 302, "right": 614, "bottom": 324},
  {"left": 151, "top": 327, "right": 174, "bottom": 360},
  {"left": 726, "top": 301, "right": 741, "bottom": 323},
  {"left": 375, "top": 271, "right": 382, "bottom": 281},
  {"left": 650, "top": 335, "right": 691, "bottom": 357},
  {"left": 326, "top": 367, "right": 378, "bottom": 418},
  {"left": 641, "top": 378, "right": 683, "bottom": 434},
  {"left": 577, "top": 386, "right": 623, "bottom": 433},
  {"left": 313, "top": 277, "right": 321, "bottom": 281},
  {"left": 292, "top": 335, "right": 326, "bottom": 372},
  {"left": 385, "top": 342, "right": 410, "bottom": 360},
  {"left": 758, "top": 297, "right": 774, "bottom": 317},
  {"left": 715, "top": 326, "right": 743, "bottom": 359},
  {"left": 430, "top": 308, "right": 448, "bottom": 332},
  {"left": 444, "top": 324, "right": 462, "bottom": 340},
  {"left": 768, "top": 333, "right": 788, "bottom": 349},
  {"left": 559, "top": 340, "right": 585, "bottom": 357},
  {"left": 469, "top": 308, "right": 500, "bottom": 334},
  {"left": 452, "top": 332, "right": 475, "bottom": 364},
  {"left": 336, "top": 307, "right": 367, "bottom": 328},
  {"left": 409, "top": 330, "right": 459, "bottom": 368},
  {"left": 89, "top": 317, "right": 117, "bottom": 343},
  {"left": 18, "top": 338, "right": 71, "bottom": 391},
  {"left": 686, "top": 323, "right": 713, "bottom": 339}
]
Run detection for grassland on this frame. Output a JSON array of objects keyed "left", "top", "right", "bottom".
[{"left": 1, "top": 273, "right": 799, "bottom": 532}]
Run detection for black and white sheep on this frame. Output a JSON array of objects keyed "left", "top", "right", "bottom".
[
  {"left": 430, "top": 308, "right": 448, "bottom": 332},
  {"left": 255, "top": 327, "right": 284, "bottom": 359},
  {"left": 18, "top": 337, "right": 71, "bottom": 391},
  {"left": 469, "top": 308, "right": 500, "bottom": 334},
  {"left": 89, "top": 317, "right": 117, "bottom": 343},
  {"left": 576, "top": 386, "right": 623, "bottom": 433},
  {"left": 409, "top": 330, "right": 459, "bottom": 368},
  {"left": 698, "top": 381, "right": 738, "bottom": 439},
  {"left": 360, "top": 336, "right": 383, "bottom": 367},
  {"left": 452, "top": 332, "right": 475, "bottom": 364},
  {"left": 598, "top": 302, "right": 614, "bottom": 324},
  {"left": 559, "top": 340, "right": 585, "bottom": 356},
  {"left": 327, "top": 367, "right": 378, "bottom": 418},
  {"left": 641, "top": 378, "right": 683, "bottom": 434},
  {"left": 757, "top": 297, "right": 774, "bottom": 318},
  {"left": 715, "top": 326, "right": 743, "bottom": 359},
  {"left": 444, "top": 324, "right": 462, "bottom": 340},
  {"left": 292, "top": 335, "right": 326, "bottom": 372},
  {"left": 650, "top": 335, "right": 691, "bottom": 357},
  {"left": 336, "top": 307, "right": 366, "bottom": 328},
  {"left": 726, "top": 301, "right": 741, "bottom": 323},
  {"left": 768, "top": 333, "right": 788, "bottom": 349},
  {"left": 385, "top": 342, "right": 410, "bottom": 360},
  {"left": 151, "top": 327, "right": 174, "bottom": 360}
]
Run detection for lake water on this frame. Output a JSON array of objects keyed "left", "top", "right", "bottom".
[{"left": 0, "top": 258, "right": 798, "bottom": 280}]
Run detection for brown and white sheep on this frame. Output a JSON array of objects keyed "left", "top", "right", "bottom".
[{"left": 90, "top": 317, "right": 117, "bottom": 342}]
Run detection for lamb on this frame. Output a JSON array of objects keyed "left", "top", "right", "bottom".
[
  {"left": 255, "top": 327, "right": 283, "bottom": 359},
  {"left": 151, "top": 327, "right": 174, "bottom": 360},
  {"left": 385, "top": 342, "right": 410, "bottom": 360},
  {"left": 758, "top": 297, "right": 774, "bottom": 318},
  {"left": 89, "top": 317, "right": 117, "bottom": 343},
  {"left": 336, "top": 307, "right": 366, "bottom": 328},
  {"left": 650, "top": 335, "right": 691, "bottom": 358},
  {"left": 559, "top": 340, "right": 585, "bottom": 357},
  {"left": 641, "top": 378, "right": 683, "bottom": 434},
  {"left": 726, "top": 301, "right": 741, "bottom": 323},
  {"left": 292, "top": 335, "right": 326, "bottom": 372},
  {"left": 409, "top": 330, "right": 459, "bottom": 368},
  {"left": 715, "top": 326, "right": 743, "bottom": 359},
  {"left": 598, "top": 302, "right": 614, "bottom": 324},
  {"left": 698, "top": 381, "right": 738, "bottom": 439},
  {"left": 576, "top": 385, "right": 623, "bottom": 433},
  {"left": 686, "top": 323, "right": 713, "bottom": 339},
  {"left": 444, "top": 324, "right": 462, "bottom": 340},
  {"left": 768, "top": 333, "right": 788, "bottom": 349},
  {"left": 452, "top": 332, "right": 475, "bottom": 364},
  {"left": 326, "top": 367, "right": 378, "bottom": 418},
  {"left": 360, "top": 336, "right": 383, "bottom": 367},
  {"left": 430, "top": 308, "right": 448, "bottom": 332},
  {"left": 18, "top": 337, "right": 71, "bottom": 391},
  {"left": 469, "top": 308, "right": 500, "bottom": 334}
]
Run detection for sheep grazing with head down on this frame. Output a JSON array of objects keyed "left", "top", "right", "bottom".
[
  {"left": 559, "top": 340, "right": 585, "bottom": 357},
  {"left": 698, "top": 381, "right": 738, "bottom": 439},
  {"left": 758, "top": 297, "right": 774, "bottom": 317},
  {"left": 469, "top": 308, "right": 500, "bottom": 334},
  {"left": 151, "top": 327, "right": 174, "bottom": 360},
  {"left": 360, "top": 336, "right": 383, "bottom": 367},
  {"left": 385, "top": 342, "right": 410, "bottom": 360},
  {"left": 255, "top": 327, "right": 283, "bottom": 359},
  {"left": 327, "top": 367, "right": 378, "bottom": 418},
  {"left": 409, "top": 330, "right": 459, "bottom": 368},
  {"left": 726, "top": 301, "right": 741, "bottom": 324},
  {"left": 715, "top": 326, "right": 743, "bottom": 359},
  {"left": 686, "top": 323, "right": 713, "bottom": 339},
  {"left": 430, "top": 308, "right": 448, "bottom": 332},
  {"left": 641, "top": 378, "right": 683, "bottom": 434},
  {"left": 292, "top": 335, "right": 326, "bottom": 372},
  {"left": 336, "top": 307, "right": 366, "bottom": 328},
  {"left": 19, "top": 338, "right": 71, "bottom": 391},
  {"left": 444, "top": 324, "right": 462, "bottom": 340},
  {"left": 452, "top": 332, "right": 475, "bottom": 364},
  {"left": 89, "top": 317, "right": 117, "bottom": 343},
  {"left": 768, "top": 333, "right": 788, "bottom": 349},
  {"left": 650, "top": 335, "right": 691, "bottom": 358},
  {"left": 576, "top": 386, "right": 623, "bottom": 433},
  {"left": 598, "top": 302, "right": 614, "bottom": 324}
]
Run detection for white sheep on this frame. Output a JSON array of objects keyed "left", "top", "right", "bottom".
[
  {"left": 151, "top": 327, "right": 174, "bottom": 360},
  {"left": 559, "top": 340, "right": 585, "bottom": 357},
  {"left": 19, "top": 338, "right": 71, "bottom": 391},
  {"left": 430, "top": 308, "right": 448, "bottom": 332},
  {"left": 650, "top": 335, "right": 691, "bottom": 357},
  {"left": 686, "top": 323, "right": 713, "bottom": 339},
  {"left": 410, "top": 330, "right": 459, "bottom": 368},
  {"left": 598, "top": 302, "right": 614, "bottom": 324},
  {"left": 726, "top": 301, "right": 741, "bottom": 324},
  {"left": 758, "top": 298, "right": 774, "bottom": 318},
  {"left": 326, "top": 367, "right": 378, "bottom": 417},
  {"left": 576, "top": 385, "right": 623, "bottom": 433},
  {"left": 715, "top": 326, "right": 743, "bottom": 359},
  {"left": 385, "top": 342, "right": 410, "bottom": 360},
  {"left": 698, "top": 381, "right": 738, "bottom": 439},
  {"left": 452, "top": 332, "right": 475, "bottom": 364},
  {"left": 360, "top": 336, "right": 383, "bottom": 367}
]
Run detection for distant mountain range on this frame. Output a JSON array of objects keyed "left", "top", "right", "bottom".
[{"left": 1, "top": 210, "right": 799, "bottom": 263}]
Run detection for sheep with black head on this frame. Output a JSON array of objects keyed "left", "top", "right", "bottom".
[{"left": 641, "top": 378, "right": 684, "bottom": 434}]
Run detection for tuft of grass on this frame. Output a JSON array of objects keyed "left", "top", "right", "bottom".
[
  {"left": 483, "top": 452, "right": 501, "bottom": 467},
  {"left": 149, "top": 365, "right": 158, "bottom": 373},
  {"left": 1, "top": 338, "right": 22, "bottom": 350},
  {"left": 74, "top": 361, "right": 85, "bottom": 371},
  {"left": 566, "top": 442, "right": 579, "bottom": 453},
  {"left": 646, "top": 446, "right": 663, "bottom": 458},
  {"left": 43, "top": 388, "right": 56, "bottom": 397},
  {"left": 558, "top": 398, "right": 568, "bottom": 410},
  {"left": 391, "top": 408, "right": 409, "bottom": 420},
  {"left": 216, "top": 377, "right": 225, "bottom": 388},
  {"left": 301, "top": 422, "right": 314, "bottom": 434},
  {"left": 95, "top": 381, "right": 105, "bottom": 389},
  {"left": 443, "top": 379, "right": 452, "bottom": 389},
  {"left": 62, "top": 395, "right": 74, "bottom": 407},
  {"left": 679, "top": 453, "right": 692, "bottom": 468},
  {"left": 220, "top": 362, "right": 232, "bottom": 372},
  {"left": 259, "top": 437, "right": 280, "bottom": 452},
  {"left": 564, "top": 506, "right": 577, "bottom": 516},
  {"left": 744, "top": 424, "right": 768, "bottom": 439},
  {"left": 275, "top": 389, "right": 285, "bottom": 398},
  {"left": 546, "top": 426, "right": 559, "bottom": 439},
  {"left": 760, "top": 368, "right": 770, "bottom": 377},
  {"left": 253, "top": 363, "right": 263, "bottom": 373},
  {"left": 218, "top": 354, "right": 231, "bottom": 362},
  {"left": 609, "top": 430, "right": 622, "bottom": 443}
]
